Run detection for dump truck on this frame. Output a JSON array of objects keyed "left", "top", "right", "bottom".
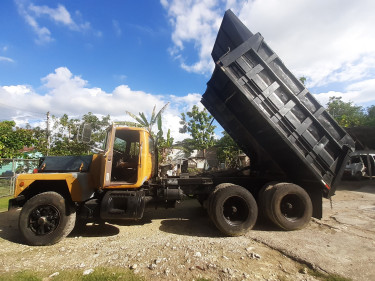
[{"left": 9, "top": 10, "right": 354, "bottom": 246}]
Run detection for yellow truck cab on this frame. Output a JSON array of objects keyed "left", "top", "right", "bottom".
[
  {"left": 10, "top": 126, "right": 158, "bottom": 245},
  {"left": 12, "top": 126, "right": 154, "bottom": 202}
]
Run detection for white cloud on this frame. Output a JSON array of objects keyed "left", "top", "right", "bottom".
[
  {"left": 314, "top": 78, "right": 375, "bottom": 107},
  {"left": 0, "top": 45, "right": 15, "bottom": 63},
  {"left": 162, "top": 0, "right": 375, "bottom": 106},
  {"left": 161, "top": 0, "right": 229, "bottom": 74},
  {"left": 112, "top": 20, "right": 122, "bottom": 37},
  {"left": 16, "top": 0, "right": 54, "bottom": 44},
  {"left": 28, "top": 4, "right": 74, "bottom": 26},
  {"left": 238, "top": 0, "right": 375, "bottom": 88},
  {"left": 0, "top": 56, "right": 15, "bottom": 63},
  {"left": 15, "top": 0, "right": 93, "bottom": 44},
  {"left": 0, "top": 67, "right": 202, "bottom": 141}
]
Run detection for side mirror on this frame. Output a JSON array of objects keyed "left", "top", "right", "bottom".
[{"left": 81, "top": 123, "right": 92, "bottom": 143}]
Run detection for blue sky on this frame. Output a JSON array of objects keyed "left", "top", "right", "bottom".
[{"left": 1, "top": 0, "right": 375, "bottom": 141}]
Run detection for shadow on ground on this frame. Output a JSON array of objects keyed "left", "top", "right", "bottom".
[
  {"left": 336, "top": 179, "right": 375, "bottom": 193},
  {"left": 0, "top": 209, "right": 24, "bottom": 244},
  {"left": 0, "top": 198, "right": 285, "bottom": 243}
]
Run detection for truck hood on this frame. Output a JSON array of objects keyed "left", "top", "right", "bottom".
[{"left": 37, "top": 155, "right": 93, "bottom": 173}]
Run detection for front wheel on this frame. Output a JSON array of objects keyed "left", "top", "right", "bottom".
[
  {"left": 209, "top": 185, "right": 258, "bottom": 236},
  {"left": 19, "top": 192, "right": 76, "bottom": 246}
]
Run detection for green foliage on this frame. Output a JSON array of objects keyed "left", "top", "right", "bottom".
[
  {"left": 158, "top": 128, "right": 174, "bottom": 163},
  {"left": 0, "top": 267, "right": 145, "bottom": 281},
  {"left": 326, "top": 96, "right": 375, "bottom": 128},
  {"left": 0, "top": 121, "right": 36, "bottom": 158},
  {"left": 0, "top": 112, "right": 110, "bottom": 157},
  {"left": 31, "top": 126, "right": 48, "bottom": 156},
  {"left": 364, "top": 105, "right": 375, "bottom": 126},
  {"left": 216, "top": 132, "right": 241, "bottom": 168},
  {"left": 174, "top": 138, "right": 197, "bottom": 158},
  {"left": 124, "top": 103, "right": 171, "bottom": 162},
  {"left": 0, "top": 196, "right": 12, "bottom": 212},
  {"left": 300, "top": 267, "right": 352, "bottom": 281},
  {"left": 125, "top": 103, "right": 169, "bottom": 136},
  {"left": 326, "top": 97, "right": 365, "bottom": 127},
  {"left": 179, "top": 105, "right": 216, "bottom": 152},
  {"left": 47, "top": 112, "right": 110, "bottom": 156},
  {"left": 82, "top": 112, "right": 111, "bottom": 144}
]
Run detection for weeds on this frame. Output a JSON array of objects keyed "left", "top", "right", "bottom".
[
  {"left": 299, "top": 267, "right": 352, "bottom": 281},
  {"left": 0, "top": 267, "right": 145, "bottom": 281}
]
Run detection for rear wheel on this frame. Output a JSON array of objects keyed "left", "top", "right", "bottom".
[
  {"left": 19, "top": 192, "right": 76, "bottom": 246},
  {"left": 268, "top": 183, "right": 312, "bottom": 230},
  {"left": 257, "top": 181, "right": 278, "bottom": 221},
  {"left": 209, "top": 185, "right": 258, "bottom": 236}
]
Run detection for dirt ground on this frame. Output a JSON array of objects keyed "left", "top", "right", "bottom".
[{"left": 0, "top": 180, "right": 374, "bottom": 281}]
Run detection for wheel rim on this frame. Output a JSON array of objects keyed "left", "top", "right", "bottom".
[
  {"left": 280, "top": 194, "right": 304, "bottom": 221},
  {"left": 222, "top": 196, "right": 249, "bottom": 226},
  {"left": 28, "top": 205, "right": 60, "bottom": 235}
]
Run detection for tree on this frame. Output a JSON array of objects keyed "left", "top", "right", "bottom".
[
  {"left": 364, "top": 105, "right": 375, "bottom": 126},
  {"left": 82, "top": 112, "right": 111, "bottom": 144},
  {"left": 173, "top": 138, "right": 197, "bottom": 158},
  {"left": 49, "top": 114, "right": 88, "bottom": 156},
  {"left": 179, "top": 105, "right": 216, "bottom": 156},
  {"left": 0, "top": 121, "right": 35, "bottom": 158},
  {"left": 156, "top": 115, "right": 174, "bottom": 163},
  {"left": 326, "top": 97, "right": 365, "bottom": 127},
  {"left": 124, "top": 103, "right": 169, "bottom": 137},
  {"left": 32, "top": 126, "right": 48, "bottom": 156},
  {"left": 216, "top": 131, "right": 241, "bottom": 168},
  {"left": 47, "top": 112, "right": 111, "bottom": 156},
  {"left": 124, "top": 103, "right": 172, "bottom": 162}
]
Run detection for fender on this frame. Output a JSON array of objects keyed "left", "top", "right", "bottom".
[{"left": 14, "top": 172, "right": 95, "bottom": 202}]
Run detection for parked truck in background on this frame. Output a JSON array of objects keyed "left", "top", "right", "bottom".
[
  {"left": 343, "top": 151, "right": 375, "bottom": 180},
  {"left": 9, "top": 10, "right": 354, "bottom": 246}
]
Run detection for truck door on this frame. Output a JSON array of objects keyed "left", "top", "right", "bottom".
[
  {"left": 101, "top": 126, "right": 116, "bottom": 187},
  {"left": 102, "top": 128, "right": 142, "bottom": 187}
]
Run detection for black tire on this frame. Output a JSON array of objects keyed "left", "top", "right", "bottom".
[
  {"left": 257, "top": 182, "right": 278, "bottom": 221},
  {"left": 210, "top": 185, "right": 258, "bottom": 236},
  {"left": 268, "top": 183, "right": 312, "bottom": 230},
  {"left": 19, "top": 192, "right": 76, "bottom": 246},
  {"left": 207, "top": 183, "right": 234, "bottom": 221}
]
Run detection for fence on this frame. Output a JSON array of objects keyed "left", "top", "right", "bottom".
[{"left": 0, "top": 159, "right": 39, "bottom": 197}]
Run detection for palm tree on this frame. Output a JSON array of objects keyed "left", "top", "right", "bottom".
[{"left": 124, "top": 103, "right": 169, "bottom": 137}]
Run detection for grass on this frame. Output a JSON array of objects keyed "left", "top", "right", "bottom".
[
  {"left": 0, "top": 196, "right": 11, "bottom": 212},
  {"left": 299, "top": 267, "right": 352, "bottom": 281},
  {"left": 0, "top": 267, "right": 145, "bottom": 281}
]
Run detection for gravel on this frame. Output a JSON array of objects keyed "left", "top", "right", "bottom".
[{"left": 0, "top": 180, "right": 374, "bottom": 281}]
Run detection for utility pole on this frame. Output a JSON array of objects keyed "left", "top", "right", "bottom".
[{"left": 46, "top": 111, "right": 50, "bottom": 156}]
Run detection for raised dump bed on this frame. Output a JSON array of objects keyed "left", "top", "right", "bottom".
[{"left": 202, "top": 10, "right": 354, "bottom": 198}]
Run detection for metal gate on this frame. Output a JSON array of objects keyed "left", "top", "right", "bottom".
[{"left": 0, "top": 159, "right": 39, "bottom": 197}]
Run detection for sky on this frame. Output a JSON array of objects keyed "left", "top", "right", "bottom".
[{"left": 1, "top": 0, "right": 375, "bottom": 142}]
